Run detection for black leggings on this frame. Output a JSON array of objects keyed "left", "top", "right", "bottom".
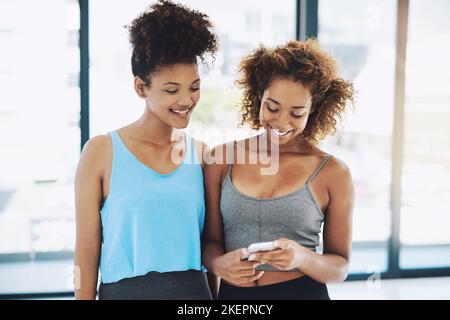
[
  {"left": 98, "top": 270, "right": 212, "bottom": 300},
  {"left": 218, "top": 276, "right": 330, "bottom": 300}
]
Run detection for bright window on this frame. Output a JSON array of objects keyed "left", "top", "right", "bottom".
[
  {"left": 318, "top": 0, "right": 398, "bottom": 273},
  {"left": 399, "top": 0, "right": 450, "bottom": 269}
]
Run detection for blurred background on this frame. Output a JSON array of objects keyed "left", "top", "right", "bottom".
[{"left": 0, "top": 0, "right": 449, "bottom": 299}]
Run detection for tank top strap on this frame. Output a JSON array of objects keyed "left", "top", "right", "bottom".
[
  {"left": 109, "top": 130, "right": 135, "bottom": 163},
  {"left": 306, "top": 154, "right": 333, "bottom": 184},
  {"left": 109, "top": 130, "right": 122, "bottom": 152},
  {"left": 185, "top": 133, "right": 204, "bottom": 165},
  {"left": 225, "top": 140, "right": 236, "bottom": 178},
  {"left": 184, "top": 133, "right": 192, "bottom": 164}
]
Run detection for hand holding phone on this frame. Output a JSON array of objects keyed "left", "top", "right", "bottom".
[{"left": 240, "top": 241, "right": 278, "bottom": 260}]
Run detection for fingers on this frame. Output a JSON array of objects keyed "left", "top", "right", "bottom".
[
  {"left": 236, "top": 271, "right": 265, "bottom": 284},
  {"left": 227, "top": 258, "right": 264, "bottom": 283},
  {"left": 238, "top": 261, "right": 262, "bottom": 271},
  {"left": 238, "top": 268, "right": 260, "bottom": 277},
  {"left": 253, "top": 250, "right": 282, "bottom": 262},
  {"left": 274, "top": 238, "right": 289, "bottom": 249},
  {"left": 233, "top": 263, "right": 261, "bottom": 278},
  {"left": 248, "top": 271, "right": 265, "bottom": 282},
  {"left": 239, "top": 247, "right": 249, "bottom": 257}
]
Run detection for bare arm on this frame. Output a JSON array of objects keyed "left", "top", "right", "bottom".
[
  {"left": 300, "top": 158, "right": 354, "bottom": 283},
  {"left": 201, "top": 147, "right": 226, "bottom": 298},
  {"left": 193, "top": 139, "right": 221, "bottom": 297},
  {"left": 74, "top": 136, "right": 109, "bottom": 299}
]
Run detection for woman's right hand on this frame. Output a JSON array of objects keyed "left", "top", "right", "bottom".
[{"left": 212, "top": 248, "right": 265, "bottom": 286}]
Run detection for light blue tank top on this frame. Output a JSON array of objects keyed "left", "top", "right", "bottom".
[{"left": 99, "top": 130, "right": 206, "bottom": 284}]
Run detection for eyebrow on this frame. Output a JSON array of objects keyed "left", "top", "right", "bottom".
[
  {"left": 162, "top": 79, "right": 201, "bottom": 86},
  {"left": 267, "top": 97, "right": 306, "bottom": 109}
]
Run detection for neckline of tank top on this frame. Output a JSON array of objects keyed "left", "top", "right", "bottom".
[
  {"left": 223, "top": 155, "right": 331, "bottom": 203},
  {"left": 113, "top": 130, "right": 191, "bottom": 177},
  {"left": 224, "top": 174, "right": 325, "bottom": 217},
  {"left": 225, "top": 172, "right": 313, "bottom": 201}
]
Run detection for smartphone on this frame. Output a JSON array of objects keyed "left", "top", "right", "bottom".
[{"left": 240, "top": 241, "right": 277, "bottom": 260}]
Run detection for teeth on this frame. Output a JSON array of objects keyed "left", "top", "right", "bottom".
[
  {"left": 271, "top": 128, "right": 292, "bottom": 136},
  {"left": 171, "top": 108, "right": 190, "bottom": 114}
]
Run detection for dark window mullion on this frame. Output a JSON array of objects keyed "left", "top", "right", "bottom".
[
  {"left": 296, "top": 0, "right": 318, "bottom": 41},
  {"left": 79, "top": 0, "right": 90, "bottom": 150}
]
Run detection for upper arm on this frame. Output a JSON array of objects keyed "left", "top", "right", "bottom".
[
  {"left": 202, "top": 144, "right": 229, "bottom": 246},
  {"left": 75, "top": 135, "right": 109, "bottom": 246},
  {"left": 322, "top": 157, "right": 355, "bottom": 262}
]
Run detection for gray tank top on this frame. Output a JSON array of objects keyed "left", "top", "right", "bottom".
[{"left": 220, "top": 145, "right": 332, "bottom": 271}]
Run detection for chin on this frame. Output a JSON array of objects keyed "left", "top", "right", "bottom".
[
  {"left": 160, "top": 117, "right": 189, "bottom": 130},
  {"left": 264, "top": 127, "right": 298, "bottom": 146},
  {"left": 174, "top": 122, "right": 189, "bottom": 129},
  {"left": 167, "top": 107, "right": 195, "bottom": 129}
]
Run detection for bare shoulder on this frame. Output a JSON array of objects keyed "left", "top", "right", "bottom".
[
  {"left": 234, "top": 135, "right": 258, "bottom": 149},
  {"left": 77, "top": 134, "right": 112, "bottom": 176},
  {"left": 326, "top": 155, "right": 350, "bottom": 173},
  {"left": 323, "top": 155, "right": 354, "bottom": 192},
  {"left": 208, "top": 141, "right": 235, "bottom": 165},
  {"left": 83, "top": 134, "right": 110, "bottom": 151},
  {"left": 191, "top": 137, "right": 209, "bottom": 155},
  {"left": 81, "top": 134, "right": 111, "bottom": 159},
  {"left": 309, "top": 144, "right": 348, "bottom": 173},
  {"left": 204, "top": 141, "right": 235, "bottom": 184}
]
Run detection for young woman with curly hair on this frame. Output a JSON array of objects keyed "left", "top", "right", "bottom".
[
  {"left": 74, "top": 1, "right": 217, "bottom": 300},
  {"left": 202, "top": 39, "right": 355, "bottom": 300}
]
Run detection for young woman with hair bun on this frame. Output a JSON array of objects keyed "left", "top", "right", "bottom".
[{"left": 74, "top": 0, "right": 217, "bottom": 300}]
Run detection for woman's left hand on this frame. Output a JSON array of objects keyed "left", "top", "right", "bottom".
[{"left": 250, "top": 238, "right": 308, "bottom": 271}]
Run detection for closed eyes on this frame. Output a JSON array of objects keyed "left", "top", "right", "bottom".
[
  {"left": 164, "top": 87, "right": 199, "bottom": 94},
  {"left": 266, "top": 104, "right": 305, "bottom": 118}
]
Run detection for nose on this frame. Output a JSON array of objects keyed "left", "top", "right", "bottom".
[
  {"left": 272, "top": 111, "right": 291, "bottom": 130},
  {"left": 179, "top": 93, "right": 195, "bottom": 107}
]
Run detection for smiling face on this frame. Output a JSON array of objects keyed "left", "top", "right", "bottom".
[
  {"left": 134, "top": 63, "right": 201, "bottom": 129},
  {"left": 259, "top": 77, "right": 313, "bottom": 145}
]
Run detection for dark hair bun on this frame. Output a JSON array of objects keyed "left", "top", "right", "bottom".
[{"left": 127, "top": 0, "right": 218, "bottom": 84}]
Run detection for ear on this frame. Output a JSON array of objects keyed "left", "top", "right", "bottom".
[{"left": 134, "top": 76, "right": 148, "bottom": 98}]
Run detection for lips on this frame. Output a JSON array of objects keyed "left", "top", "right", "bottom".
[
  {"left": 269, "top": 125, "right": 294, "bottom": 137},
  {"left": 169, "top": 106, "right": 192, "bottom": 118}
]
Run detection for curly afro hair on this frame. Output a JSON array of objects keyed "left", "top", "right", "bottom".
[
  {"left": 236, "top": 39, "right": 355, "bottom": 145},
  {"left": 126, "top": 0, "right": 218, "bottom": 85}
]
